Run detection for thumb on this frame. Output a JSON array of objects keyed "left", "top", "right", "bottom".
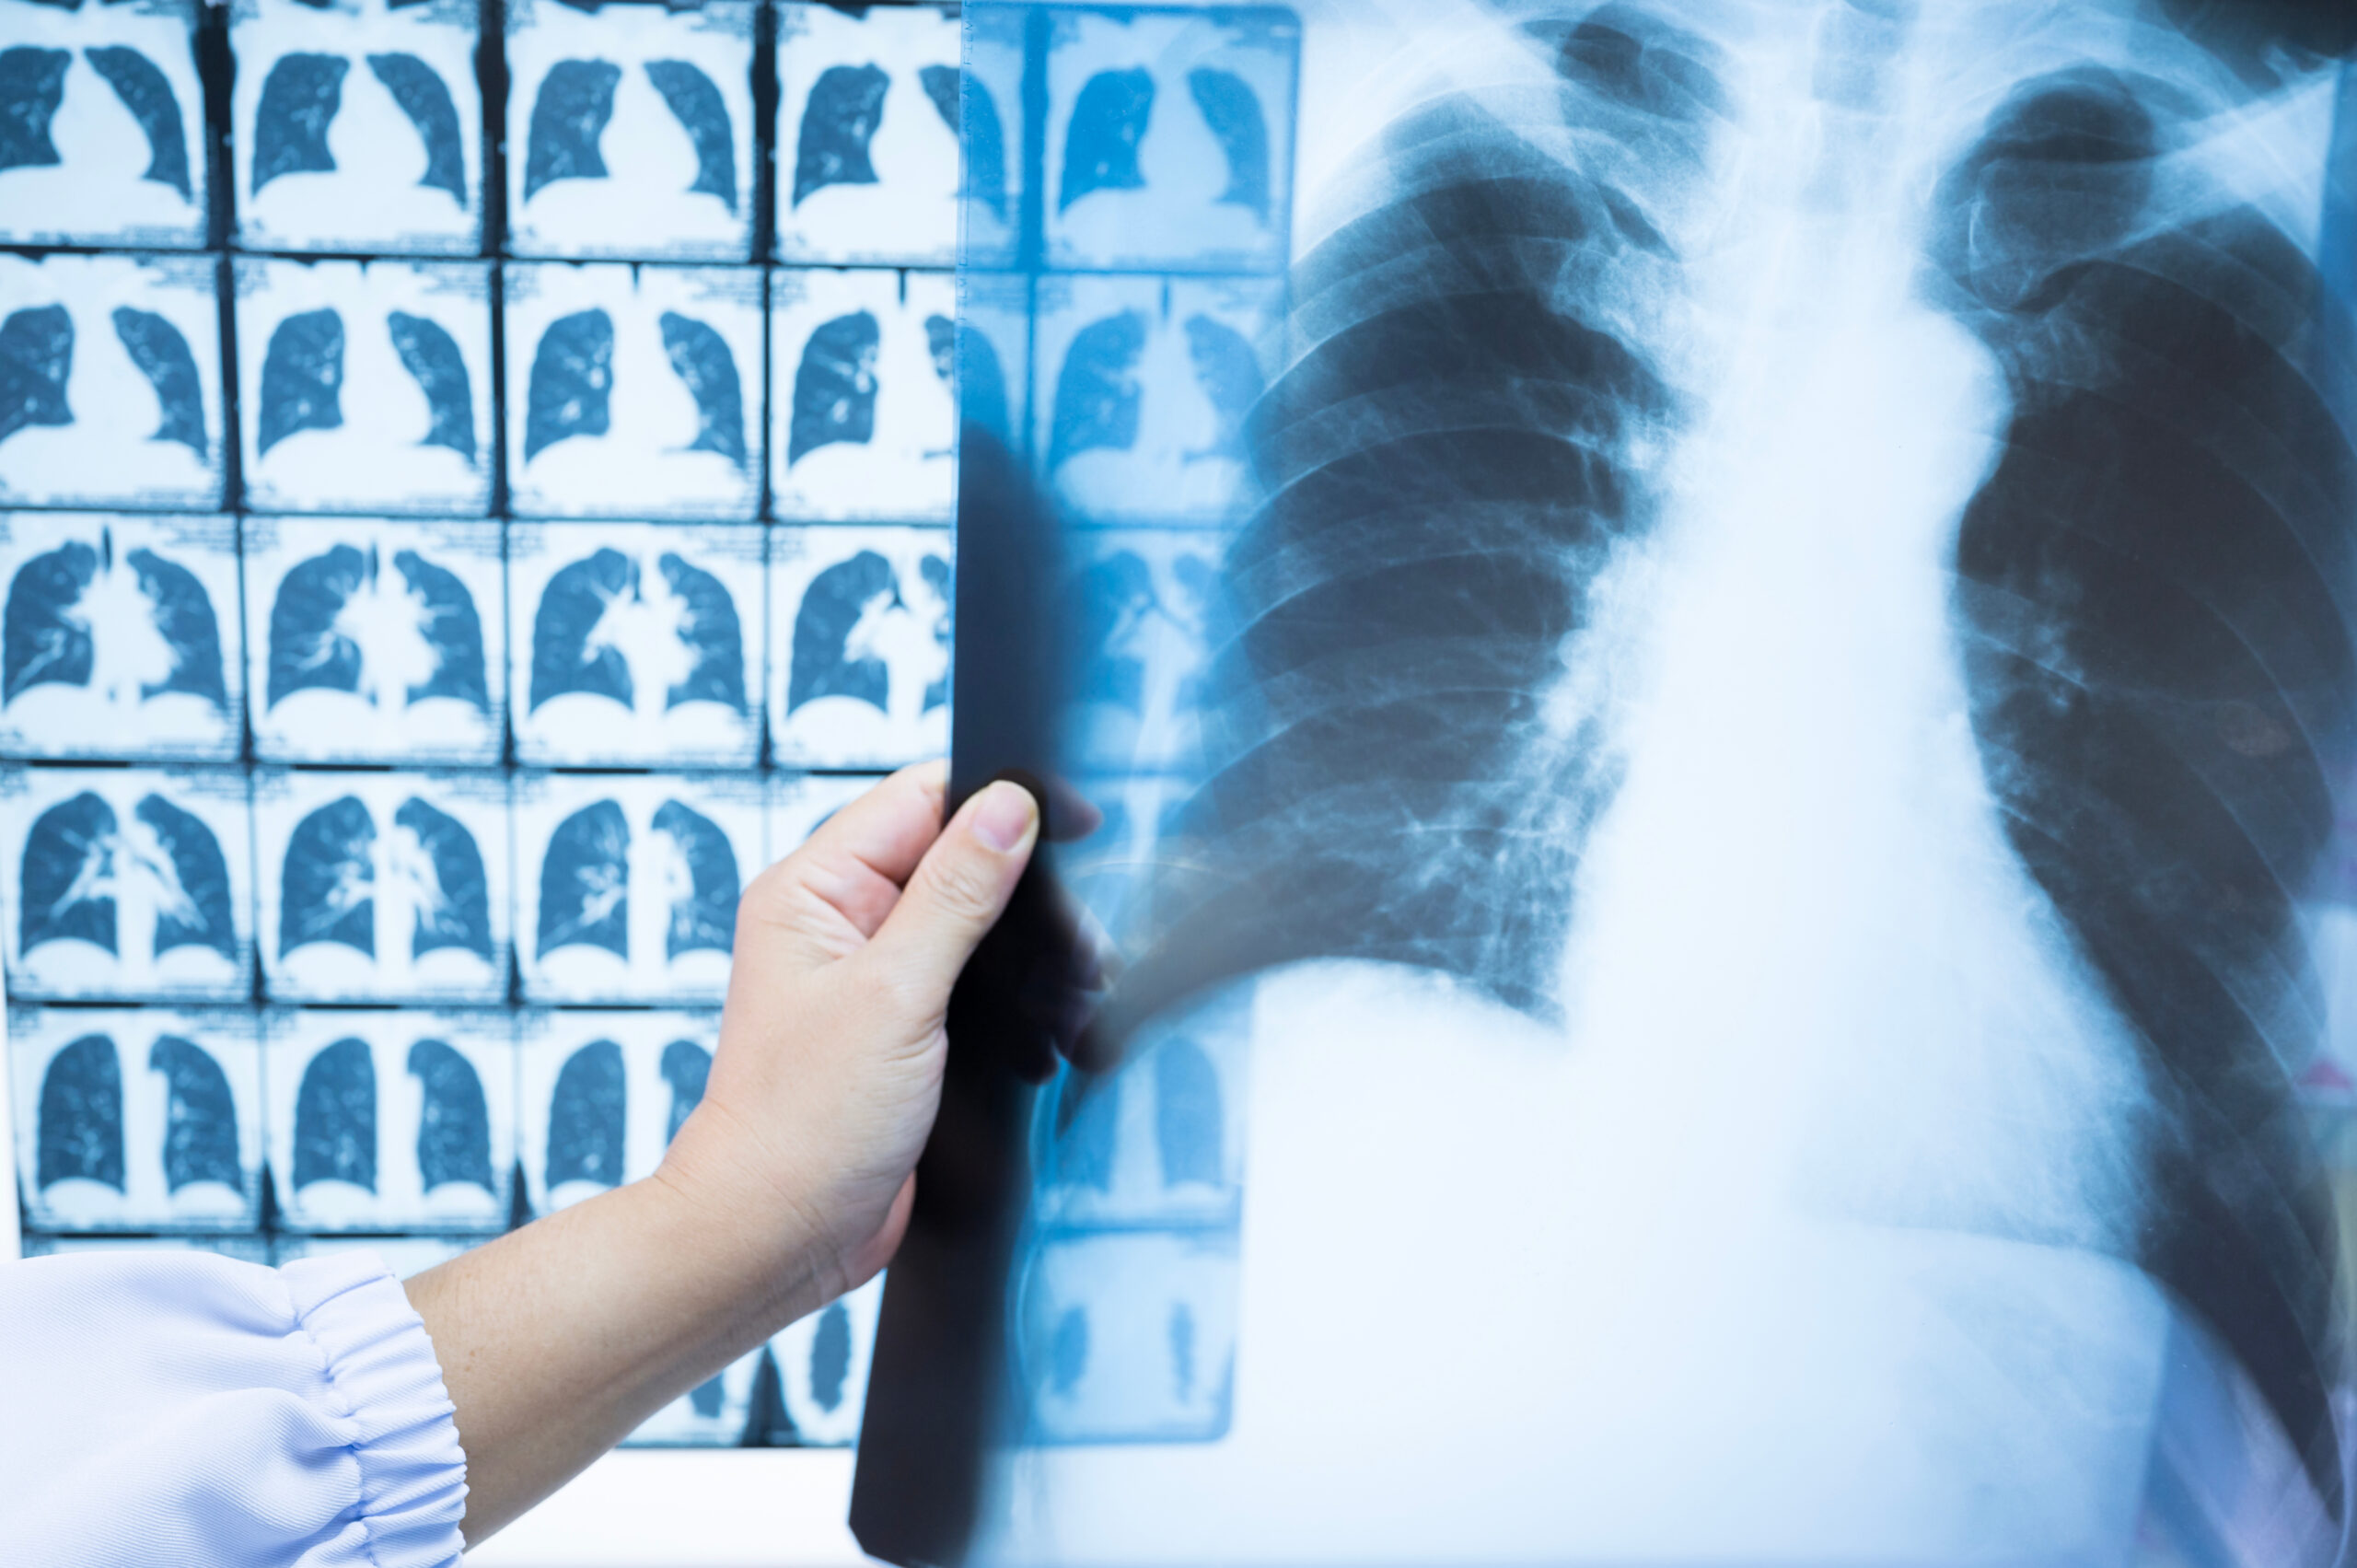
[{"left": 864, "top": 779, "right": 1039, "bottom": 1019}]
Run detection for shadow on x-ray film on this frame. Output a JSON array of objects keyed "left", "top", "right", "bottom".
[{"left": 857, "top": 2, "right": 2357, "bottom": 1564}]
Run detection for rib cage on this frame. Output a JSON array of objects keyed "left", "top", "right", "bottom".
[
  {"left": 1107, "top": 6, "right": 1727, "bottom": 1032},
  {"left": 1085, "top": 0, "right": 2357, "bottom": 1517}
]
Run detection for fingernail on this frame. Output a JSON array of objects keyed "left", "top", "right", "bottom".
[{"left": 971, "top": 782, "right": 1038, "bottom": 854}]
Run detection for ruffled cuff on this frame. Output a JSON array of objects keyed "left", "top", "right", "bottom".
[{"left": 284, "top": 1252, "right": 470, "bottom": 1568}]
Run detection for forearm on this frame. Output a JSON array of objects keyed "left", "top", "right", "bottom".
[{"left": 401, "top": 1164, "right": 826, "bottom": 1545}]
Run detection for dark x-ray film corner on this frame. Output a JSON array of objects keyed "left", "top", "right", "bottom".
[{"left": 860, "top": 2, "right": 2357, "bottom": 1566}]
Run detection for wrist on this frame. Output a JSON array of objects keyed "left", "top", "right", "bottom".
[{"left": 645, "top": 1107, "right": 837, "bottom": 1338}]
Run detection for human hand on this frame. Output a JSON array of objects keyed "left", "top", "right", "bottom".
[{"left": 656, "top": 762, "right": 1040, "bottom": 1312}]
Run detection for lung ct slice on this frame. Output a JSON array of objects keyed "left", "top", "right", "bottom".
[
  {"left": 789, "top": 310, "right": 879, "bottom": 466},
  {"left": 546, "top": 1037, "right": 625, "bottom": 1190},
  {"left": 388, "top": 310, "right": 476, "bottom": 465},
  {"left": 658, "top": 550, "right": 746, "bottom": 713},
  {"left": 525, "top": 58, "right": 620, "bottom": 201},
  {"left": 1061, "top": 67, "right": 1154, "bottom": 213},
  {"left": 280, "top": 793, "right": 376, "bottom": 958},
  {"left": 37, "top": 1032, "right": 123, "bottom": 1192},
  {"left": 366, "top": 52, "right": 466, "bottom": 204},
  {"left": 920, "top": 62, "right": 1007, "bottom": 224},
  {"left": 790, "top": 550, "right": 895, "bottom": 714},
  {"left": 1049, "top": 310, "right": 1146, "bottom": 473},
  {"left": 20, "top": 789, "right": 118, "bottom": 957},
  {"left": 539, "top": 798, "right": 630, "bottom": 959},
  {"left": 3, "top": 538, "right": 96, "bottom": 703},
  {"left": 394, "top": 548, "right": 489, "bottom": 710},
  {"left": 530, "top": 546, "right": 635, "bottom": 711},
  {"left": 150, "top": 1032, "right": 240, "bottom": 1193},
  {"left": 2, "top": 532, "right": 226, "bottom": 715},
  {"left": 794, "top": 63, "right": 888, "bottom": 208},
  {"left": 644, "top": 59, "right": 734, "bottom": 212},
  {"left": 86, "top": 45, "right": 192, "bottom": 201},
  {"left": 1, "top": 302, "right": 74, "bottom": 447},
  {"left": 394, "top": 795, "right": 492, "bottom": 961},
  {"left": 653, "top": 797, "right": 737, "bottom": 960},
  {"left": 267, "top": 542, "right": 366, "bottom": 707},
  {"left": 658, "top": 310, "right": 746, "bottom": 468},
  {"left": 258, "top": 308, "right": 344, "bottom": 456},
  {"left": 408, "top": 1036, "right": 493, "bottom": 1195},
  {"left": 292, "top": 1035, "right": 377, "bottom": 1194},
  {"left": 135, "top": 792, "right": 235, "bottom": 960},
  {"left": 253, "top": 52, "right": 348, "bottom": 192},
  {"left": 0, "top": 46, "right": 68, "bottom": 174},
  {"left": 524, "top": 308, "right": 614, "bottom": 461},
  {"left": 111, "top": 307, "right": 206, "bottom": 459},
  {"left": 127, "top": 547, "right": 228, "bottom": 710}
]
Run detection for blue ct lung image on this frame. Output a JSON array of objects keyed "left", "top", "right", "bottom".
[
  {"left": 393, "top": 548, "right": 490, "bottom": 710},
  {"left": 644, "top": 59, "right": 734, "bottom": 213},
  {"left": 0, "top": 535, "right": 221, "bottom": 711},
  {"left": 656, "top": 551, "right": 746, "bottom": 713},
  {"left": 1049, "top": 311, "right": 1147, "bottom": 473},
  {"left": 292, "top": 1035, "right": 376, "bottom": 1194},
  {"left": 267, "top": 542, "right": 366, "bottom": 707},
  {"left": 37, "top": 1034, "right": 122, "bottom": 1193},
  {"left": 1061, "top": 67, "right": 1154, "bottom": 213},
  {"left": 252, "top": 52, "right": 347, "bottom": 193},
  {"left": 1186, "top": 68, "right": 1270, "bottom": 223},
  {"left": 126, "top": 546, "right": 229, "bottom": 711},
  {"left": 408, "top": 1037, "right": 493, "bottom": 1195},
  {"left": 1, "top": 302, "right": 74, "bottom": 447},
  {"left": 793, "top": 62, "right": 888, "bottom": 208},
  {"left": 4, "top": 540, "right": 97, "bottom": 703},
  {"left": 657, "top": 310, "right": 745, "bottom": 469},
  {"left": 135, "top": 792, "right": 236, "bottom": 960},
  {"left": 919, "top": 63, "right": 1005, "bottom": 222},
  {"left": 938, "top": 314, "right": 1012, "bottom": 448},
  {"left": 788, "top": 310, "right": 879, "bottom": 467},
  {"left": 0, "top": 46, "right": 68, "bottom": 174},
  {"left": 150, "top": 1033, "right": 241, "bottom": 1194},
  {"left": 365, "top": 52, "right": 465, "bottom": 203},
  {"left": 539, "top": 798, "right": 629, "bottom": 960},
  {"left": 393, "top": 795, "right": 492, "bottom": 961},
  {"left": 789, "top": 550, "right": 895, "bottom": 714},
  {"left": 524, "top": 308, "right": 614, "bottom": 462},
  {"left": 258, "top": 308, "right": 345, "bottom": 457},
  {"left": 86, "top": 45, "right": 192, "bottom": 201},
  {"left": 524, "top": 58, "right": 620, "bottom": 201},
  {"left": 652, "top": 797, "right": 736, "bottom": 961},
  {"left": 280, "top": 793, "right": 375, "bottom": 958},
  {"left": 546, "top": 1037, "right": 625, "bottom": 1189},
  {"left": 531, "top": 546, "right": 634, "bottom": 711},
  {"left": 20, "top": 790, "right": 117, "bottom": 956},
  {"left": 387, "top": 310, "right": 476, "bottom": 465},
  {"left": 110, "top": 307, "right": 206, "bottom": 460},
  {"left": 660, "top": 1036, "right": 709, "bottom": 1146},
  {"left": 1182, "top": 314, "right": 1262, "bottom": 463}
]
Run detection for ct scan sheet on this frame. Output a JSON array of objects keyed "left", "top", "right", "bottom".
[
  {"left": 0, "top": 0, "right": 961, "bottom": 1456},
  {"left": 853, "top": 4, "right": 2357, "bottom": 1565}
]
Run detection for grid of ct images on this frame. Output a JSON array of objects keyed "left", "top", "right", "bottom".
[{"left": 0, "top": 0, "right": 1297, "bottom": 1446}]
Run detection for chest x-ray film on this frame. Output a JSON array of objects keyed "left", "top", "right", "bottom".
[{"left": 855, "top": 4, "right": 2357, "bottom": 1565}]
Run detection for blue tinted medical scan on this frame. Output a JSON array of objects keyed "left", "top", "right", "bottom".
[
  {"left": 0, "top": 0, "right": 963, "bottom": 1454},
  {"left": 850, "top": 3, "right": 2357, "bottom": 1566}
]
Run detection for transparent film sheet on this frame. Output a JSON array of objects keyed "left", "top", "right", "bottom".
[{"left": 855, "top": 4, "right": 2357, "bottom": 1564}]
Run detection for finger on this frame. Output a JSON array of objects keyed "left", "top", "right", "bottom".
[
  {"left": 865, "top": 780, "right": 1040, "bottom": 1017},
  {"left": 736, "top": 763, "right": 948, "bottom": 969}
]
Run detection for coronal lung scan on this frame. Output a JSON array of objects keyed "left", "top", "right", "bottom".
[{"left": 854, "top": 6, "right": 2357, "bottom": 1568}]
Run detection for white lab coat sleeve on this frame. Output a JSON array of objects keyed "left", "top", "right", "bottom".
[{"left": 0, "top": 1249, "right": 468, "bottom": 1568}]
